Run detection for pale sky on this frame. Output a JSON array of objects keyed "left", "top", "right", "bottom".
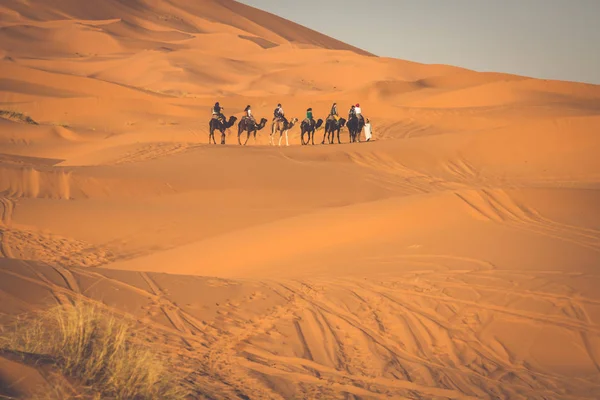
[{"left": 237, "top": 0, "right": 600, "bottom": 85}]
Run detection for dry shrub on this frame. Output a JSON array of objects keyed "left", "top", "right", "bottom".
[
  {"left": 0, "top": 301, "right": 189, "bottom": 399},
  {"left": 0, "top": 109, "right": 38, "bottom": 124}
]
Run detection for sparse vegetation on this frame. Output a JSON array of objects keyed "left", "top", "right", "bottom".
[
  {"left": 0, "top": 301, "right": 189, "bottom": 399},
  {"left": 0, "top": 109, "right": 39, "bottom": 125}
]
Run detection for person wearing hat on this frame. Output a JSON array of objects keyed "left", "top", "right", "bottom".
[
  {"left": 306, "top": 107, "right": 314, "bottom": 123},
  {"left": 355, "top": 103, "right": 362, "bottom": 118},
  {"left": 355, "top": 103, "right": 365, "bottom": 125}
]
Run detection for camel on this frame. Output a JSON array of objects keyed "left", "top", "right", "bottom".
[
  {"left": 270, "top": 117, "right": 298, "bottom": 146},
  {"left": 209, "top": 115, "right": 237, "bottom": 145},
  {"left": 322, "top": 117, "right": 347, "bottom": 144},
  {"left": 300, "top": 118, "right": 323, "bottom": 145},
  {"left": 346, "top": 115, "right": 365, "bottom": 143},
  {"left": 237, "top": 117, "right": 267, "bottom": 145}
]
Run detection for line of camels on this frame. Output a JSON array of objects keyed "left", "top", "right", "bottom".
[{"left": 208, "top": 113, "right": 366, "bottom": 146}]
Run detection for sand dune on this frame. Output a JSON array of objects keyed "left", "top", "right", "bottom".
[{"left": 1, "top": 0, "right": 600, "bottom": 398}]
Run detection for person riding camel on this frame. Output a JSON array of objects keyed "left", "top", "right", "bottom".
[
  {"left": 212, "top": 102, "right": 225, "bottom": 124},
  {"left": 329, "top": 102, "right": 339, "bottom": 121},
  {"left": 348, "top": 105, "right": 356, "bottom": 120},
  {"left": 305, "top": 107, "right": 314, "bottom": 124},
  {"left": 244, "top": 105, "right": 256, "bottom": 125},
  {"left": 273, "top": 103, "right": 288, "bottom": 125},
  {"left": 355, "top": 103, "right": 364, "bottom": 124}
]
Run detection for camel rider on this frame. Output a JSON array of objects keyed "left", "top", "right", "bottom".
[
  {"left": 329, "top": 102, "right": 339, "bottom": 121},
  {"left": 273, "top": 103, "right": 288, "bottom": 125},
  {"left": 244, "top": 105, "right": 256, "bottom": 125},
  {"left": 348, "top": 105, "right": 356, "bottom": 120},
  {"left": 355, "top": 103, "right": 364, "bottom": 124},
  {"left": 305, "top": 107, "right": 314, "bottom": 124},
  {"left": 212, "top": 102, "right": 225, "bottom": 124}
]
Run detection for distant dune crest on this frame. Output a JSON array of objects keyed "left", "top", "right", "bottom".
[{"left": 0, "top": 0, "right": 374, "bottom": 55}]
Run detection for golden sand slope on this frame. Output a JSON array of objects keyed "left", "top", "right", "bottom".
[{"left": 1, "top": 0, "right": 600, "bottom": 399}]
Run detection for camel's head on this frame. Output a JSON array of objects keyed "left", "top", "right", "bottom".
[
  {"left": 290, "top": 117, "right": 298, "bottom": 126},
  {"left": 338, "top": 118, "right": 347, "bottom": 127},
  {"left": 315, "top": 119, "right": 324, "bottom": 129},
  {"left": 257, "top": 118, "right": 268, "bottom": 129},
  {"left": 227, "top": 115, "right": 238, "bottom": 126}
]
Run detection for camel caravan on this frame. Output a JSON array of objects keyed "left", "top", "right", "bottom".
[{"left": 209, "top": 102, "right": 373, "bottom": 146}]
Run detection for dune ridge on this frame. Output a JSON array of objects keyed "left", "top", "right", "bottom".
[{"left": 1, "top": 0, "right": 600, "bottom": 399}]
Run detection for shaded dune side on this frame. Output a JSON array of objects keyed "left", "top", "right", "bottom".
[{"left": 0, "top": 0, "right": 374, "bottom": 56}]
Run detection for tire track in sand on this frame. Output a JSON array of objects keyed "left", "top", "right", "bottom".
[
  {"left": 201, "top": 290, "right": 299, "bottom": 400},
  {"left": 358, "top": 279, "right": 600, "bottom": 335},
  {"left": 73, "top": 268, "right": 219, "bottom": 346},
  {"left": 51, "top": 265, "right": 81, "bottom": 294},
  {"left": 276, "top": 279, "right": 600, "bottom": 400},
  {"left": 272, "top": 282, "right": 505, "bottom": 399},
  {"left": 139, "top": 272, "right": 193, "bottom": 341},
  {"left": 456, "top": 188, "right": 600, "bottom": 252}
]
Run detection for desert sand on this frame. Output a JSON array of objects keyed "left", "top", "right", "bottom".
[{"left": 1, "top": 0, "right": 600, "bottom": 398}]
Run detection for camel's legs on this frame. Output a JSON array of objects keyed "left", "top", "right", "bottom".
[
  {"left": 270, "top": 124, "right": 277, "bottom": 146},
  {"left": 270, "top": 131, "right": 275, "bottom": 146},
  {"left": 278, "top": 130, "right": 289, "bottom": 147}
]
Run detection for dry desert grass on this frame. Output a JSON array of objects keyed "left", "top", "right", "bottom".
[{"left": 1, "top": 301, "right": 189, "bottom": 399}]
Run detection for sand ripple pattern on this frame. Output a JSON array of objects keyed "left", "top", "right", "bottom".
[
  {"left": 3, "top": 261, "right": 600, "bottom": 399},
  {"left": 0, "top": 194, "right": 114, "bottom": 267}
]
